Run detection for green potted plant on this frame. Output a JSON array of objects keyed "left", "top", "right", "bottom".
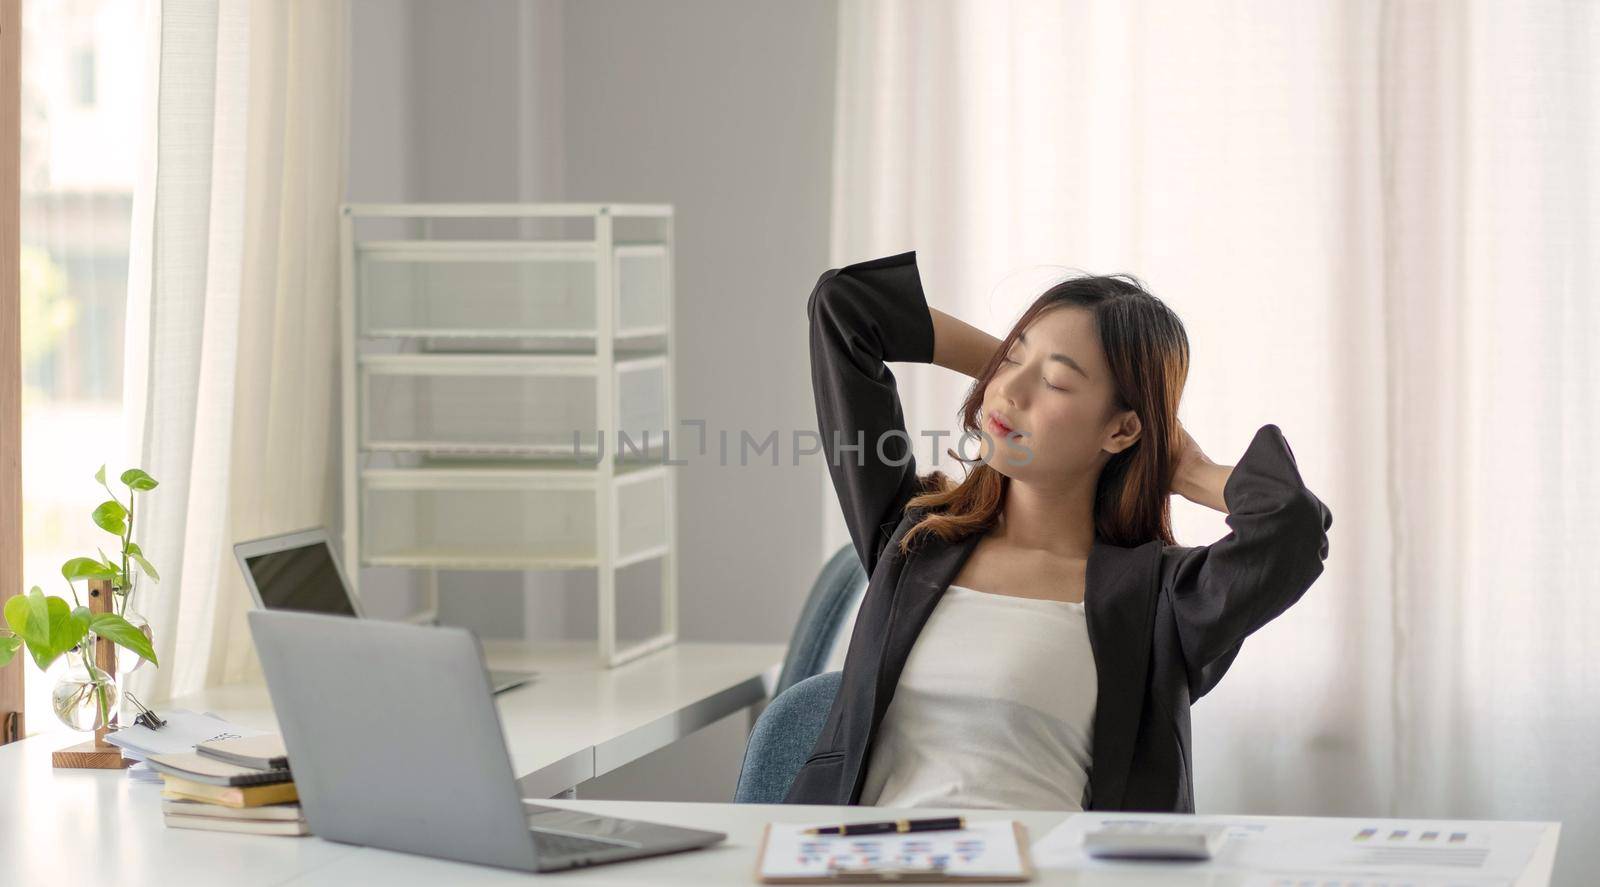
[{"left": 0, "top": 466, "right": 160, "bottom": 743}]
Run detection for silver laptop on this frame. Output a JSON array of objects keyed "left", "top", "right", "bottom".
[
  {"left": 248, "top": 610, "right": 726, "bottom": 872},
  {"left": 233, "top": 528, "right": 533, "bottom": 694}
]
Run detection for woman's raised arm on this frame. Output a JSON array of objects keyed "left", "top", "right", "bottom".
[
  {"left": 930, "top": 307, "right": 1002, "bottom": 379},
  {"left": 808, "top": 251, "right": 936, "bottom": 578},
  {"left": 1163, "top": 423, "right": 1333, "bottom": 699}
]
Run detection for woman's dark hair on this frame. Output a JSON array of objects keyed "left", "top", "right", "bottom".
[{"left": 899, "top": 273, "right": 1190, "bottom": 552}]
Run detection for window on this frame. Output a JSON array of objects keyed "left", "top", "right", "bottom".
[{"left": 19, "top": 0, "right": 147, "bottom": 734}]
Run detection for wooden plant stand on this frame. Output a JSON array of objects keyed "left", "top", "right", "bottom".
[{"left": 52, "top": 578, "right": 129, "bottom": 769}]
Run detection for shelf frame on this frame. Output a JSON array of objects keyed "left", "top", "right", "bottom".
[{"left": 341, "top": 203, "right": 678, "bottom": 668}]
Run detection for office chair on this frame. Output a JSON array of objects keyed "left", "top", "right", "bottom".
[
  {"left": 734, "top": 543, "right": 863, "bottom": 803},
  {"left": 773, "top": 543, "right": 866, "bottom": 696},
  {"left": 733, "top": 670, "right": 842, "bottom": 804}
]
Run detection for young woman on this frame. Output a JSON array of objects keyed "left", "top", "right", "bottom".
[{"left": 785, "top": 250, "right": 1333, "bottom": 813}]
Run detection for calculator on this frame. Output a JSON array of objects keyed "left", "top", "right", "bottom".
[{"left": 1081, "top": 820, "right": 1229, "bottom": 860}]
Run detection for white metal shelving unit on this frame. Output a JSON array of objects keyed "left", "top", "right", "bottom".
[{"left": 339, "top": 203, "right": 677, "bottom": 667}]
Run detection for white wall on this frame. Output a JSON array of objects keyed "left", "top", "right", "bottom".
[
  {"left": 560, "top": 0, "right": 839, "bottom": 646},
  {"left": 348, "top": 0, "right": 575, "bottom": 638},
  {"left": 346, "top": 0, "right": 839, "bottom": 800}
]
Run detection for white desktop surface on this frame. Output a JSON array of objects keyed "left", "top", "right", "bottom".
[
  {"left": 0, "top": 639, "right": 1561, "bottom": 885},
  {"left": 0, "top": 747, "right": 1563, "bottom": 887},
  {"left": 281, "top": 801, "right": 1565, "bottom": 887},
  {"left": 5, "top": 640, "right": 785, "bottom": 800}
]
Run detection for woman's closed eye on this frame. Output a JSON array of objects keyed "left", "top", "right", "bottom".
[{"left": 1004, "top": 357, "right": 1070, "bottom": 392}]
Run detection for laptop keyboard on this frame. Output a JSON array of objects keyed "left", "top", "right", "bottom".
[{"left": 530, "top": 829, "right": 632, "bottom": 857}]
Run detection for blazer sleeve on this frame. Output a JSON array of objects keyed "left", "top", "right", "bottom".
[
  {"left": 1163, "top": 423, "right": 1334, "bottom": 700},
  {"left": 808, "top": 250, "right": 937, "bottom": 578}
]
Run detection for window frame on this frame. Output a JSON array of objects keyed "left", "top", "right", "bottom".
[{"left": 2, "top": 0, "right": 24, "bottom": 745}]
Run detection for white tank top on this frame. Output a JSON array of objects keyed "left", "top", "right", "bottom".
[{"left": 858, "top": 584, "right": 1097, "bottom": 811}]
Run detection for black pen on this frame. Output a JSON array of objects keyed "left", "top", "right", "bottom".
[{"left": 804, "top": 816, "right": 966, "bottom": 836}]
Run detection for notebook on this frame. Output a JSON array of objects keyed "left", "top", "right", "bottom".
[
  {"left": 161, "top": 798, "right": 304, "bottom": 822},
  {"left": 757, "top": 819, "right": 1033, "bottom": 883},
  {"left": 163, "top": 795, "right": 310, "bottom": 836},
  {"left": 146, "top": 751, "right": 292, "bottom": 786},
  {"left": 196, "top": 734, "right": 289, "bottom": 771},
  {"left": 160, "top": 776, "right": 300, "bottom": 808},
  {"left": 164, "top": 813, "right": 310, "bottom": 837}
]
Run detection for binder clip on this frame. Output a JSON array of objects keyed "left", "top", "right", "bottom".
[{"left": 126, "top": 692, "right": 166, "bottom": 730}]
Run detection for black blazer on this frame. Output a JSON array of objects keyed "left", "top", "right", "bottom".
[{"left": 783, "top": 250, "right": 1334, "bottom": 812}]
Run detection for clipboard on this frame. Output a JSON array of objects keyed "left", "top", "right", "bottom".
[{"left": 755, "top": 820, "right": 1034, "bottom": 883}]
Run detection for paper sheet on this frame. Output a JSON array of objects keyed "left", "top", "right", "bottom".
[
  {"left": 761, "top": 818, "right": 1026, "bottom": 880},
  {"left": 1032, "top": 813, "right": 1545, "bottom": 885},
  {"left": 106, "top": 709, "right": 270, "bottom": 762},
  {"left": 125, "top": 761, "right": 163, "bottom": 783}
]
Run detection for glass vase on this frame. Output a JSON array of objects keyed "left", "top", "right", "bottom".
[
  {"left": 115, "top": 607, "right": 153, "bottom": 676},
  {"left": 52, "top": 645, "right": 120, "bottom": 732}
]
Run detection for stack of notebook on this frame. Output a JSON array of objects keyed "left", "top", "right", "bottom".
[{"left": 148, "top": 735, "right": 308, "bottom": 836}]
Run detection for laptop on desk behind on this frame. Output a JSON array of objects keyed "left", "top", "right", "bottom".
[
  {"left": 233, "top": 528, "right": 534, "bottom": 694},
  {"left": 246, "top": 610, "right": 726, "bottom": 873}
]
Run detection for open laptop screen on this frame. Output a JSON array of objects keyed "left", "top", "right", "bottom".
[{"left": 245, "top": 541, "right": 357, "bottom": 617}]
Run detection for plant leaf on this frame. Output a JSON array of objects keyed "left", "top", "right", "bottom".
[
  {"left": 48, "top": 599, "right": 88, "bottom": 666},
  {"left": 13, "top": 593, "right": 80, "bottom": 671},
  {"left": 0, "top": 634, "right": 20, "bottom": 668},
  {"left": 13, "top": 588, "right": 51, "bottom": 651},
  {"left": 120, "top": 468, "right": 159, "bottom": 491},
  {"left": 126, "top": 545, "right": 160, "bottom": 582},
  {"left": 62, "top": 556, "right": 117, "bottom": 582},
  {"left": 92, "top": 500, "right": 129, "bottom": 537},
  {"left": 28, "top": 587, "right": 48, "bottom": 636},
  {"left": 95, "top": 464, "right": 121, "bottom": 505},
  {"left": 4, "top": 589, "right": 82, "bottom": 670},
  {"left": 89, "top": 613, "right": 157, "bottom": 666},
  {"left": 94, "top": 547, "right": 128, "bottom": 589},
  {"left": 2, "top": 593, "right": 41, "bottom": 648}
]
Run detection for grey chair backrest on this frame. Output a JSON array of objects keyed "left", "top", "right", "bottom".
[
  {"left": 775, "top": 543, "right": 866, "bottom": 697},
  {"left": 733, "top": 670, "right": 842, "bottom": 804}
]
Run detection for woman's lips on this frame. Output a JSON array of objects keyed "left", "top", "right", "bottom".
[{"left": 986, "top": 413, "right": 1015, "bottom": 436}]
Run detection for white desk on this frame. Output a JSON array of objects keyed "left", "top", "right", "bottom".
[
  {"left": 11, "top": 640, "right": 785, "bottom": 798},
  {"left": 0, "top": 741, "right": 1562, "bottom": 887},
  {"left": 0, "top": 639, "right": 1562, "bottom": 885}
]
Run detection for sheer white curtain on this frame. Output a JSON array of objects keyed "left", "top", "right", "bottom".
[
  {"left": 122, "top": 0, "right": 347, "bottom": 701},
  {"left": 830, "top": 1, "right": 1596, "bottom": 881}
]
